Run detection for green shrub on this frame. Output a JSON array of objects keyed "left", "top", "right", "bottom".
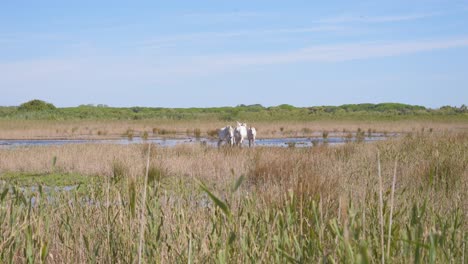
[
  {"left": 142, "top": 131, "right": 149, "bottom": 140},
  {"left": 18, "top": 100, "right": 56, "bottom": 112},
  {"left": 124, "top": 129, "right": 134, "bottom": 140},
  {"left": 322, "top": 131, "right": 329, "bottom": 139},
  {"left": 111, "top": 160, "right": 127, "bottom": 183},
  {"left": 194, "top": 128, "right": 201, "bottom": 138},
  {"left": 207, "top": 129, "right": 218, "bottom": 138}
]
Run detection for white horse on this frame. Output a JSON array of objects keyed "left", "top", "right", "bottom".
[
  {"left": 248, "top": 127, "right": 257, "bottom": 147},
  {"left": 218, "top": 126, "right": 235, "bottom": 147},
  {"left": 234, "top": 122, "right": 248, "bottom": 147}
]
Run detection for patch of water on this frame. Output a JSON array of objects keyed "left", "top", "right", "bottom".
[{"left": 0, "top": 133, "right": 397, "bottom": 149}]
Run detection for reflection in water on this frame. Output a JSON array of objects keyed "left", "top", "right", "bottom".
[{"left": 0, "top": 133, "right": 396, "bottom": 149}]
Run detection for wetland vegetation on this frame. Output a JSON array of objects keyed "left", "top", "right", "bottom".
[
  {"left": 0, "top": 100, "right": 467, "bottom": 262},
  {"left": 0, "top": 129, "right": 466, "bottom": 263},
  {"left": 1, "top": 100, "right": 467, "bottom": 122},
  {"left": 3, "top": 0, "right": 468, "bottom": 262}
]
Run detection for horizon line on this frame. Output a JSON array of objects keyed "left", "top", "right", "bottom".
[{"left": 3, "top": 100, "right": 463, "bottom": 110}]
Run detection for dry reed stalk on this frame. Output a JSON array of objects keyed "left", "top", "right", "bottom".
[
  {"left": 362, "top": 188, "right": 367, "bottom": 240},
  {"left": 362, "top": 199, "right": 366, "bottom": 240},
  {"left": 319, "top": 195, "right": 323, "bottom": 224},
  {"left": 300, "top": 183, "right": 304, "bottom": 237},
  {"left": 377, "top": 151, "right": 385, "bottom": 264},
  {"left": 338, "top": 196, "right": 342, "bottom": 223},
  {"left": 188, "top": 234, "right": 192, "bottom": 264},
  {"left": 259, "top": 213, "right": 278, "bottom": 262},
  {"left": 387, "top": 159, "right": 398, "bottom": 259},
  {"left": 138, "top": 143, "right": 152, "bottom": 264},
  {"left": 106, "top": 165, "right": 111, "bottom": 263},
  {"left": 463, "top": 239, "right": 465, "bottom": 264}
]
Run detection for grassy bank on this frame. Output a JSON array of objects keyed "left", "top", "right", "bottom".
[{"left": 0, "top": 130, "right": 466, "bottom": 262}]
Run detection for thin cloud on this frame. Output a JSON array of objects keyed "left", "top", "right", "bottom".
[
  {"left": 365, "top": 13, "right": 439, "bottom": 22},
  {"left": 0, "top": 32, "right": 76, "bottom": 47},
  {"left": 2, "top": 37, "right": 468, "bottom": 85},
  {"left": 138, "top": 37, "right": 468, "bottom": 78},
  {"left": 139, "top": 25, "right": 344, "bottom": 47},
  {"left": 181, "top": 11, "right": 271, "bottom": 21},
  {"left": 257, "top": 26, "right": 344, "bottom": 34},
  {"left": 138, "top": 12, "right": 440, "bottom": 48},
  {"left": 319, "top": 12, "right": 439, "bottom": 24}
]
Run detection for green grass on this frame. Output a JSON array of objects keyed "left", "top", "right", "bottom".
[
  {"left": 0, "top": 173, "right": 465, "bottom": 263},
  {"left": 0, "top": 172, "right": 99, "bottom": 187},
  {"left": 1, "top": 102, "right": 467, "bottom": 122}
]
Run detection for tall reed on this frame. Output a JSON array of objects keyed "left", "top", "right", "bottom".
[{"left": 0, "top": 131, "right": 466, "bottom": 262}]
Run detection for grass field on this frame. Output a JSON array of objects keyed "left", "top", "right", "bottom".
[
  {"left": 1, "top": 119, "right": 467, "bottom": 140},
  {"left": 0, "top": 129, "right": 466, "bottom": 263}
]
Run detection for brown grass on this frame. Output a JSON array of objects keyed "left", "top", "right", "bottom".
[
  {"left": 1, "top": 131, "right": 466, "bottom": 207},
  {"left": 0, "top": 129, "right": 467, "bottom": 262},
  {"left": 0, "top": 119, "right": 467, "bottom": 139}
]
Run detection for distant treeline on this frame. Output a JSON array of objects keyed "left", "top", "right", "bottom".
[{"left": 0, "top": 100, "right": 467, "bottom": 121}]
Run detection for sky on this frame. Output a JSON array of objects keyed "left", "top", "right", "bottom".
[{"left": 1, "top": 0, "right": 468, "bottom": 108}]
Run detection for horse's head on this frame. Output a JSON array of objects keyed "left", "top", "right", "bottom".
[{"left": 237, "top": 121, "right": 247, "bottom": 127}]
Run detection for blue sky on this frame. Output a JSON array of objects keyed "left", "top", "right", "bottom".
[{"left": 1, "top": 0, "right": 468, "bottom": 108}]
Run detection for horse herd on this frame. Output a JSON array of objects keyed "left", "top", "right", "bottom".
[{"left": 218, "top": 122, "right": 257, "bottom": 147}]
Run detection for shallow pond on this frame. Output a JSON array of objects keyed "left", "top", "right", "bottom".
[{"left": 0, "top": 133, "right": 396, "bottom": 148}]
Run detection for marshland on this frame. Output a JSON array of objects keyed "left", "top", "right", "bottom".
[
  {"left": 0, "top": 102, "right": 467, "bottom": 263},
  {"left": 2, "top": 1, "right": 468, "bottom": 261}
]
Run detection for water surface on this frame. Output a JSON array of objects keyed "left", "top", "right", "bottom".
[{"left": 0, "top": 133, "right": 396, "bottom": 148}]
